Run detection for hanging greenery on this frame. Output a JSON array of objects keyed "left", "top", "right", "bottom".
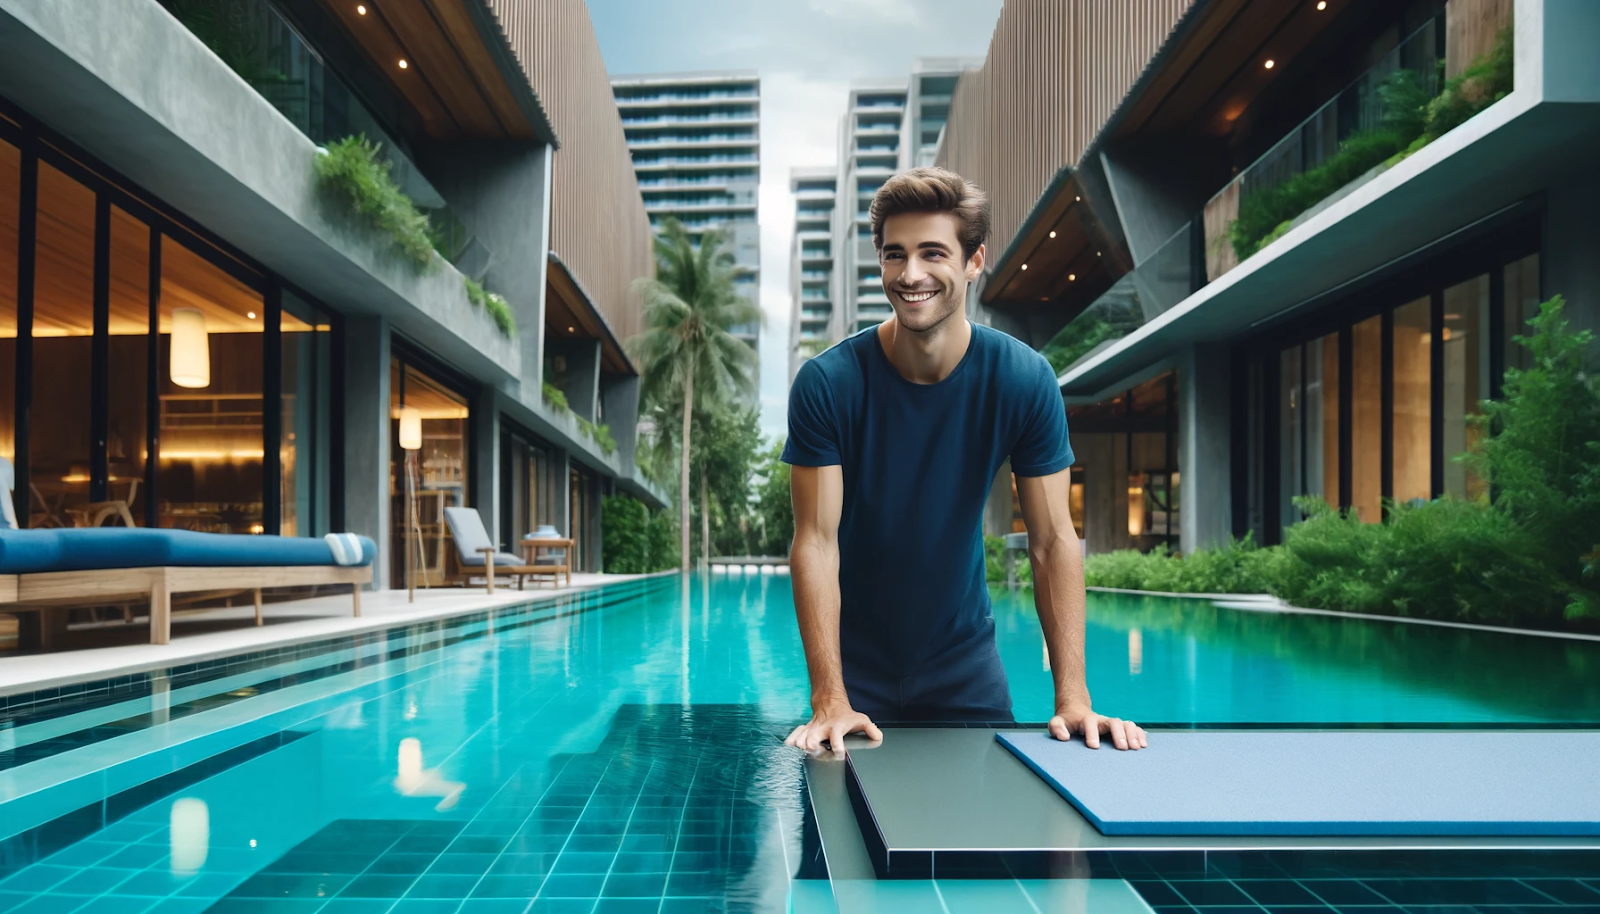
[
  {"left": 463, "top": 277, "right": 516, "bottom": 338},
  {"left": 313, "top": 135, "right": 436, "bottom": 270}
]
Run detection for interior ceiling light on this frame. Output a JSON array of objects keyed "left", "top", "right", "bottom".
[
  {"left": 1074, "top": 195, "right": 1081, "bottom": 202},
  {"left": 246, "top": 311, "right": 256, "bottom": 320},
  {"left": 1048, "top": 230, "right": 1057, "bottom": 238},
  {"left": 1068, "top": 273, "right": 1077, "bottom": 282},
  {"left": 398, "top": 59, "right": 409, "bottom": 69},
  {"left": 1264, "top": 59, "right": 1276, "bottom": 69},
  {"left": 568, "top": 326, "right": 576, "bottom": 332},
  {"left": 1020, "top": 263, "right": 1028, "bottom": 271},
  {"left": 357, "top": 3, "right": 367, "bottom": 13},
  {"left": 1316, "top": 1, "right": 1327, "bottom": 9}
]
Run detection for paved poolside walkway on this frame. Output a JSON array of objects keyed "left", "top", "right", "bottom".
[{"left": 0, "top": 572, "right": 673, "bottom": 697}]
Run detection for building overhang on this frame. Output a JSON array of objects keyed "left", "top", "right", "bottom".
[
  {"left": 316, "top": 0, "right": 557, "bottom": 144},
  {"left": 1059, "top": 91, "right": 1600, "bottom": 396},
  {"left": 546, "top": 252, "right": 635, "bottom": 376}
]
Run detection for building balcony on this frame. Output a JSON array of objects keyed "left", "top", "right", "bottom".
[{"left": 632, "top": 155, "right": 759, "bottom": 169}]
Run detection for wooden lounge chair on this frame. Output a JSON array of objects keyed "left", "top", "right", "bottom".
[
  {"left": 0, "top": 466, "right": 375, "bottom": 646},
  {"left": 440, "top": 507, "right": 563, "bottom": 593}
]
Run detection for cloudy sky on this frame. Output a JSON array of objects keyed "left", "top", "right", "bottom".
[{"left": 586, "top": 0, "right": 1003, "bottom": 440}]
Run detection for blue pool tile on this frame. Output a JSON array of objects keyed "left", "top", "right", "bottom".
[
  {"left": 173, "top": 872, "right": 249, "bottom": 898},
  {"left": 206, "top": 900, "right": 329, "bottom": 913},
  {"left": 538, "top": 873, "right": 605, "bottom": 898},
  {"left": 592, "top": 901, "right": 658, "bottom": 914},
  {"left": 370, "top": 854, "right": 441, "bottom": 875},
  {"left": 140, "top": 901, "right": 211, "bottom": 914},
  {"left": 565, "top": 835, "right": 624, "bottom": 854},
  {"left": 409, "top": 874, "right": 485, "bottom": 898},
  {"left": 0, "top": 893, "right": 35, "bottom": 913},
  {"left": 461, "top": 901, "right": 535, "bottom": 914},
  {"left": 1302, "top": 880, "right": 1394, "bottom": 906},
  {"left": 391, "top": 901, "right": 464, "bottom": 914},
  {"left": 601, "top": 872, "right": 665, "bottom": 898},
  {"left": 472, "top": 874, "right": 548, "bottom": 898},
  {"left": 99, "top": 846, "right": 169, "bottom": 870},
  {"left": 429, "top": 855, "right": 499, "bottom": 876},
  {"left": 527, "top": 900, "right": 592, "bottom": 914},
  {"left": 315, "top": 901, "right": 393, "bottom": 914},
  {"left": 657, "top": 900, "right": 724, "bottom": 914},
  {"left": 450, "top": 837, "right": 513, "bottom": 855},
  {"left": 618, "top": 836, "right": 671, "bottom": 854},
  {"left": 1237, "top": 880, "right": 1328, "bottom": 907},
  {"left": 1523, "top": 879, "right": 1600, "bottom": 904},
  {"left": 1130, "top": 881, "right": 1186, "bottom": 907},
  {"left": 552, "top": 853, "right": 615, "bottom": 876},
  {"left": 0, "top": 864, "right": 76, "bottom": 893},
  {"left": 339, "top": 874, "right": 420, "bottom": 898},
  {"left": 1362, "top": 879, "right": 1552, "bottom": 906},
  {"left": 52, "top": 867, "right": 139, "bottom": 896},
  {"left": 488, "top": 856, "right": 558, "bottom": 877},
  {"left": 71, "top": 897, "right": 158, "bottom": 914},
  {"left": 232, "top": 872, "right": 353, "bottom": 898},
  {"left": 609, "top": 854, "right": 671, "bottom": 875}
]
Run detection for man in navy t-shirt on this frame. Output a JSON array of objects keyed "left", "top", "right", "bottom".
[{"left": 781, "top": 167, "right": 1146, "bottom": 753}]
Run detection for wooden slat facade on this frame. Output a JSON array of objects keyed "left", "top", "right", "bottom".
[
  {"left": 484, "top": 0, "right": 653, "bottom": 345},
  {"left": 937, "top": 0, "right": 1193, "bottom": 270}
]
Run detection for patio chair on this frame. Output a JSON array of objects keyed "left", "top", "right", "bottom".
[{"left": 441, "top": 507, "right": 563, "bottom": 593}]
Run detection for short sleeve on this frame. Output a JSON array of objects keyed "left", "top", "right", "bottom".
[
  {"left": 1010, "top": 355, "right": 1074, "bottom": 477},
  {"left": 782, "top": 361, "right": 842, "bottom": 467}
]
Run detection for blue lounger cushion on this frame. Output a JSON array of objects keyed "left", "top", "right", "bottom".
[
  {"left": 997, "top": 729, "right": 1600, "bottom": 837},
  {"left": 0, "top": 528, "right": 377, "bottom": 575}
]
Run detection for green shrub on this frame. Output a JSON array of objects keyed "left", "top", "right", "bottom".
[
  {"left": 313, "top": 135, "right": 435, "bottom": 270},
  {"left": 646, "top": 506, "right": 680, "bottom": 571},
  {"left": 1084, "top": 535, "right": 1278, "bottom": 594},
  {"left": 1465, "top": 297, "right": 1600, "bottom": 619},
  {"left": 542, "top": 381, "right": 569, "bottom": 413},
  {"left": 1423, "top": 28, "right": 1514, "bottom": 143},
  {"left": 983, "top": 535, "right": 1032, "bottom": 584},
  {"left": 601, "top": 495, "right": 650, "bottom": 574},
  {"left": 576, "top": 417, "right": 617, "bottom": 457},
  {"left": 463, "top": 278, "right": 516, "bottom": 338}
]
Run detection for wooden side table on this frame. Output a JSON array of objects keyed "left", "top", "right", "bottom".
[{"left": 518, "top": 537, "right": 573, "bottom": 588}]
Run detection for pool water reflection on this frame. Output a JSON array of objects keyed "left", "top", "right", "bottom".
[{"left": 2, "top": 575, "right": 1598, "bottom": 914}]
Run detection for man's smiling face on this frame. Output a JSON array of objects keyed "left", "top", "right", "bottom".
[{"left": 879, "top": 211, "right": 985, "bottom": 334}]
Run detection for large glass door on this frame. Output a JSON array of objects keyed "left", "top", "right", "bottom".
[{"left": 389, "top": 356, "right": 470, "bottom": 589}]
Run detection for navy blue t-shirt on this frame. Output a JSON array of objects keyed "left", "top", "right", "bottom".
[{"left": 782, "top": 324, "right": 1074, "bottom": 677}]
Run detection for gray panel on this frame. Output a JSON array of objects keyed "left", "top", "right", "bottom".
[{"left": 845, "top": 729, "right": 1600, "bottom": 852}]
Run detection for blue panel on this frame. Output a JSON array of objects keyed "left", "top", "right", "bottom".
[
  {"left": 0, "top": 529, "right": 375, "bottom": 573},
  {"left": 996, "top": 730, "right": 1600, "bottom": 836}
]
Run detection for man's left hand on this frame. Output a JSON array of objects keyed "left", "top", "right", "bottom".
[{"left": 1050, "top": 703, "right": 1147, "bottom": 750}]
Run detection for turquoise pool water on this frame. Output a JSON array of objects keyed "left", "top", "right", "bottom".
[{"left": 1, "top": 575, "right": 1598, "bottom": 914}]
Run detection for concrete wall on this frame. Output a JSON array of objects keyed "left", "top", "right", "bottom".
[
  {"left": 343, "top": 317, "right": 391, "bottom": 589},
  {"left": 1178, "top": 345, "right": 1232, "bottom": 553}
]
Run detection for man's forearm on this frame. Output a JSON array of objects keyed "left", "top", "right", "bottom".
[
  {"left": 1031, "top": 532, "right": 1089, "bottom": 709},
  {"left": 791, "top": 536, "right": 847, "bottom": 706}
]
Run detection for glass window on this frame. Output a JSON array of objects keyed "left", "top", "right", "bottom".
[
  {"left": 1392, "top": 297, "right": 1432, "bottom": 506},
  {"left": 0, "top": 139, "right": 17, "bottom": 472},
  {"left": 1305, "top": 332, "right": 1339, "bottom": 510},
  {"left": 281, "top": 291, "right": 332, "bottom": 537},
  {"left": 1442, "top": 274, "right": 1489, "bottom": 501},
  {"left": 29, "top": 162, "right": 95, "bottom": 528},
  {"left": 1504, "top": 254, "right": 1541, "bottom": 374},
  {"left": 1278, "top": 345, "right": 1302, "bottom": 530},
  {"left": 390, "top": 359, "right": 469, "bottom": 589},
  {"left": 107, "top": 206, "right": 151, "bottom": 525},
  {"left": 1350, "top": 315, "right": 1381, "bottom": 522},
  {"left": 158, "top": 235, "right": 266, "bottom": 534}
]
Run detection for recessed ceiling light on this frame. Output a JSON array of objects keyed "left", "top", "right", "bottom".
[
  {"left": 1040, "top": 296, "right": 1049, "bottom": 302},
  {"left": 1316, "top": 1, "right": 1327, "bottom": 9},
  {"left": 398, "top": 59, "right": 409, "bottom": 69},
  {"left": 1074, "top": 195, "right": 1081, "bottom": 202},
  {"left": 1264, "top": 59, "right": 1275, "bottom": 69},
  {"left": 357, "top": 4, "right": 367, "bottom": 14},
  {"left": 1048, "top": 231, "right": 1057, "bottom": 238},
  {"left": 567, "top": 326, "right": 575, "bottom": 332},
  {"left": 1020, "top": 263, "right": 1028, "bottom": 271},
  {"left": 246, "top": 311, "right": 256, "bottom": 319},
  {"left": 1068, "top": 273, "right": 1076, "bottom": 282}
]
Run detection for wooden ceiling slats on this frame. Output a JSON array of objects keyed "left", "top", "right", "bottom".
[
  {"left": 546, "top": 258, "right": 633, "bottom": 376},
  {"left": 1142, "top": 0, "right": 1302, "bottom": 136},
  {"left": 320, "top": 0, "right": 541, "bottom": 140},
  {"left": 426, "top": 0, "right": 535, "bottom": 138},
  {"left": 326, "top": 2, "right": 460, "bottom": 135},
  {"left": 377, "top": 2, "right": 504, "bottom": 136}
]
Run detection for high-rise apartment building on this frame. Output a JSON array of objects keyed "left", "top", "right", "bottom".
[
  {"left": 787, "top": 60, "right": 974, "bottom": 380},
  {"left": 612, "top": 71, "right": 762, "bottom": 353}
]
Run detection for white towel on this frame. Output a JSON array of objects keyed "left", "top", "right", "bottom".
[{"left": 325, "top": 532, "right": 364, "bottom": 566}]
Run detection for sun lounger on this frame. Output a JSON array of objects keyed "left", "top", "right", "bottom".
[
  {"left": 0, "top": 527, "right": 376, "bottom": 646},
  {"left": 441, "top": 507, "right": 564, "bottom": 593}
]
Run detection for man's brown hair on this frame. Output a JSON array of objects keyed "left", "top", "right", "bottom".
[{"left": 869, "top": 166, "right": 990, "bottom": 261}]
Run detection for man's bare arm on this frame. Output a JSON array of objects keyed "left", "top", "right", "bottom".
[
  {"left": 1016, "top": 470, "right": 1146, "bottom": 750},
  {"left": 784, "top": 464, "right": 883, "bottom": 753}
]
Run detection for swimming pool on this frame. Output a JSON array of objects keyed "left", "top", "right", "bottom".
[{"left": 1, "top": 574, "right": 1597, "bottom": 914}]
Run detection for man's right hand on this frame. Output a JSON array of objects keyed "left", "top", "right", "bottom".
[{"left": 784, "top": 699, "right": 883, "bottom": 756}]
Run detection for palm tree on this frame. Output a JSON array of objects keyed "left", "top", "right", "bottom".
[{"left": 630, "top": 219, "right": 761, "bottom": 572}]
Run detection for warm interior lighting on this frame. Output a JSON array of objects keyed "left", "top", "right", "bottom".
[
  {"left": 1128, "top": 477, "right": 1145, "bottom": 537},
  {"left": 159, "top": 449, "right": 266, "bottom": 462},
  {"left": 249, "top": 524, "right": 265, "bottom": 535},
  {"left": 398, "top": 59, "right": 409, "bottom": 69},
  {"left": 1068, "top": 273, "right": 1076, "bottom": 281},
  {"left": 1316, "top": 1, "right": 1327, "bottom": 9},
  {"left": 246, "top": 311, "right": 256, "bottom": 320},
  {"left": 567, "top": 326, "right": 576, "bottom": 333},
  {"left": 399, "top": 406, "right": 423, "bottom": 451},
  {"left": 1264, "top": 59, "right": 1276, "bottom": 69},
  {"left": 1048, "top": 230, "right": 1056, "bottom": 238},
  {"left": 169, "top": 308, "right": 210, "bottom": 389},
  {"left": 1074, "top": 195, "right": 1081, "bottom": 202},
  {"left": 357, "top": 3, "right": 367, "bottom": 13},
  {"left": 1020, "top": 263, "right": 1028, "bottom": 271}
]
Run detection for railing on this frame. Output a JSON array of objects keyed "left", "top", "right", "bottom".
[
  {"left": 1203, "top": 18, "right": 1442, "bottom": 278},
  {"left": 632, "top": 155, "right": 759, "bottom": 166},
  {"left": 1041, "top": 223, "right": 1194, "bottom": 376},
  {"left": 626, "top": 133, "right": 758, "bottom": 146},
  {"left": 621, "top": 113, "right": 758, "bottom": 125},
  {"left": 159, "top": 0, "right": 467, "bottom": 254},
  {"left": 800, "top": 247, "right": 831, "bottom": 258},
  {"left": 616, "top": 89, "right": 758, "bottom": 103},
  {"left": 801, "top": 271, "right": 830, "bottom": 280},
  {"left": 802, "top": 290, "right": 829, "bottom": 300}
]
